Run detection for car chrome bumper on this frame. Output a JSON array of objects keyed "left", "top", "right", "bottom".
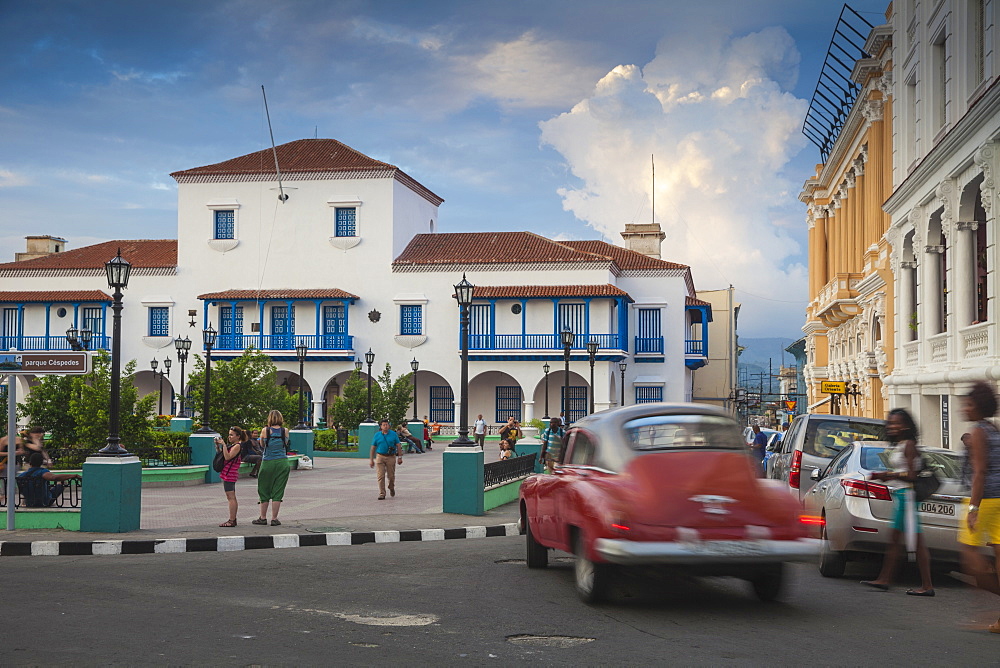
[{"left": 594, "top": 537, "right": 821, "bottom": 565}]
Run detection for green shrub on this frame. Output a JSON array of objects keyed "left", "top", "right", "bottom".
[
  {"left": 314, "top": 429, "right": 357, "bottom": 451},
  {"left": 149, "top": 431, "right": 191, "bottom": 448}
]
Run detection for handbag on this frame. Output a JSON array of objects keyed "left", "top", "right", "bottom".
[
  {"left": 212, "top": 449, "right": 226, "bottom": 473},
  {"left": 913, "top": 457, "right": 941, "bottom": 502}
]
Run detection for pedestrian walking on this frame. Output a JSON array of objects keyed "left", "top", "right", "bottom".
[
  {"left": 217, "top": 426, "right": 244, "bottom": 527},
  {"left": 958, "top": 382, "right": 1000, "bottom": 632},
  {"left": 540, "top": 417, "right": 566, "bottom": 472},
  {"left": 370, "top": 419, "right": 403, "bottom": 500},
  {"left": 253, "top": 410, "right": 290, "bottom": 526},
  {"left": 860, "top": 408, "right": 934, "bottom": 596},
  {"left": 474, "top": 414, "right": 487, "bottom": 448}
]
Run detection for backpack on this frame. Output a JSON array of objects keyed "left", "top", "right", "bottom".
[{"left": 264, "top": 427, "right": 289, "bottom": 452}]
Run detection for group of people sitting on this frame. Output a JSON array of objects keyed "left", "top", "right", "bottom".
[
  {"left": 395, "top": 422, "right": 433, "bottom": 454},
  {"left": 0, "top": 427, "right": 81, "bottom": 507}
]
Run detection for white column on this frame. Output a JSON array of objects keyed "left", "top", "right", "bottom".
[
  {"left": 922, "top": 247, "right": 942, "bottom": 335},
  {"left": 899, "top": 261, "right": 916, "bottom": 348},
  {"left": 311, "top": 398, "right": 324, "bottom": 426},
  {"left": 955, "top": 222, "right": 978, "bottom": 328},
  {"left": 523, "top": 400, "right": 534, "bottom": 423}
]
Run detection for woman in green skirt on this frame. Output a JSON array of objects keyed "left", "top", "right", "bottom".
[{"left": 253, "top": 410, "right": 290, "bottom": 526}]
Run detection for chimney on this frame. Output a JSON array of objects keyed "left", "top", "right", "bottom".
[
  {"left": 620, "top": 223, "right": 665, "bottom": 259},
  {"left": 15, "top": 235, "right": 67, "bottom": 262}
]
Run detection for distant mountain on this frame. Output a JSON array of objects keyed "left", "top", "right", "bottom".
[{"left": 738, "top": 337, "right": 797, "bottom": 386}]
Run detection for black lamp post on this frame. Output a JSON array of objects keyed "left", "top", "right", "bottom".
[
  {"left": 587, "top": 339, "right": 598, "bottom": 414},
  {"left": 364, "top": 348, "right": 375, "bottom": 422},
  {"left": 561, "top": 327, "right": 575, "bottom": 425},
  {"left": 410, "top": 357, "right": 419, "bottom": 421},
  {"left": 97, "top": 249, "right": 132, "bottom": 456},
  {"left": 151, "top": 359, "right": 163, "bottom": 415},
  {"left": 163, "top": 357, "right": 172, "bottom": 414},
  {"left": 195, "top": 325, "right": 217, "bottom": 434},
  {"left": 355, "top": 360, "right": 363, "bottom": 373},
  {"left": 174, "top": 335, "right": 191, "bottom": 418},
  {"left": 65, "top": 326, "right": 93, "bottom": 351},
  {"left": 294, "top": 340, "right": 309, "bottom": 429},
  {"left": 542, "top": 362, "right": 551, "bottom": 419},
  {"left": 450, "top": 273, "right": 475, "bottom": 446},
  {"left": 619, "top": 360, "right": 627, "bottom": 407}
]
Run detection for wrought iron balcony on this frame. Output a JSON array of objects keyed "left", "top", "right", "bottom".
[
  {"left": 0, "top": 335, "right": 112, "bottom": 352},
  {"left": 214, "top": 333, "right": 354, "bottom": 351},
  {"left": 635, "top": 336, "right": 665, "bottom": 354},
  {"left": 466, "top": 333, "right": 623, "bottom": 351}
]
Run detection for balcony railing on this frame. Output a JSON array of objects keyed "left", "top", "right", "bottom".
[
  {"left": 467, "top": 333, "right": 622, "bottom": 351},
  {"left": 685, "top": 339, "right": 706, "bottom": 355},
  {"left": 214, "top": 333, "right": 354, "bottom": 351},
  {"left": 635, "top": 336, "right": 664, "bottom": 354},
  {"left": 0, "top": 335, "right": 111, "bottom": 352}
]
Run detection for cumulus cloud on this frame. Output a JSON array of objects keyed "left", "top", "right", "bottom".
[
  {"left": 539, "top": 26, "right": 809, "bottom": 334},
  {"left": 0, "top": 169, "right": 31, "bottom": 188}
]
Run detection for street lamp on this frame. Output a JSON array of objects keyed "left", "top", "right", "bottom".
[
  {"left": 561, "top": 326, "right": 575, "bottom": 425},
  {"left": 174, "top": 335, "right": 191, "bottom": 418},
  {"left": 364, "top": 348, "right": 375, "bottom": 422},
  {"left": 587, "top": 339, "right": 598, "bottom": 414},
  {"left": 151, "top": 359, "right": 163, "bottom": 415},
  {"left": 195, "top": 324, "right": 217, "bottom": 434},
  {"left": 163, "top": 357, "right": 172, "bottom": 414},
  {"left": 542, "top": 362, "right": 551, "bottom": 419},
  {"left": 294, "top": 340, "right": 309, "bottom": 429},
  {"left": 98, "top": 248, "right": 132, "bottom": 456},
  {"left": 65, "top": 326, "right": 92, "bottom": 351},
  {"left": 619, "top": 360, "right": 627, "bottom": 407},
  {"left": 450, "top": 273, "right": 475, "bottom": 446},
  {"left": 354, "top": 359, "right": 363, "bottom": 373},
  {"left": 410, "top": 357, "right": 419, "bottom": 421}
]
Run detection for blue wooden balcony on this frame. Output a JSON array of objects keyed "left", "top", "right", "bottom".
[
  {"left": 214, "top": 333, "right": 354, "bottom": 351},
  {"left": 634, "top": 336, "right": 664, "bottom": 354},
  {"left": 0, "top": 335, "right": 112, "bottom": 352},
  {"left": 467, "top": 333, "right": 623, "bottom": 351},
  {"left": 685, "top": 339, "right": 705, "bottom": 355}
]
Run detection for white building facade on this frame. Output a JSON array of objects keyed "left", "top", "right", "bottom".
[{"left": 0, "top": 139, "right": 710, "bottom": 429}]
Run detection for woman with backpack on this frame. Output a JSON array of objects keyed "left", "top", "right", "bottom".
[
  {"left": 253, "top": 410, "right": 290, "bottom": 526},
  {"left": 217, "top": 426, "right": 245, "bottom": 527}
]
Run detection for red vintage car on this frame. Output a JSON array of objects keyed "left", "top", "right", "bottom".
[{"left": 519, "top": 403, "right": 820, "bottom": 602}]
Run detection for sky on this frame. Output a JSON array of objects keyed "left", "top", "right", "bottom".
[{"left": 0, "top": 0, "right": 892, "bottom": 338}]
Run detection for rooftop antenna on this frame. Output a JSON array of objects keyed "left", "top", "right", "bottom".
[{"left": 261, "top": 85, "right": 288, "bottom": 203}]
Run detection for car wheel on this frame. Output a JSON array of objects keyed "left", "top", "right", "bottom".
[
  {"left": 818, "top": 518, "right": 847, "bottom": 578},
  {"left": 525, "top": 517, "right": 548, "bottom": 569},
  {"left": 750, "top": 563, "right": 784, "bottom": 602},
  {"left": 573, "top": 533, "right": 611, "bottom": 603}
]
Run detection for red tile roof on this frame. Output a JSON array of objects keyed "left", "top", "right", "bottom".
[
  {"left": 0, "top": 290, "right": 112, "bottom": 303},
  {"left": 471, "top": 285, "right": 630, "bottom": 299},
  {"left": 394, "top": 232, "right": 607, "bottom": 266},
  {"left": 170, "top": 138, "right": 393, "bottom": 178},
  {"left": 686, "top": 296, "right": 711, "bottom": 307},
  {"left": 560, "top": 240, "right": 689, "bottom": 271},
  {"left": 198, "top": 289, "right": 360, "bottom": 301},
  {"left": 0, "top": 240, "right": 177, "bottom": 271}
]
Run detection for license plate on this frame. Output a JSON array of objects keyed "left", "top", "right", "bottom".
[
  {"left": 918, "top": 501, "right": 955, "bottom": 516},
  {"left": 689, "top": 540, "right": 764, "bottom": 557}
]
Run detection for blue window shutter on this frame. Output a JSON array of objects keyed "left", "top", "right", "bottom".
[
  {"left": 495, "top": 386, "right": 522, "bottom": 423},
  {"left": 82, "top": 307, "right": 104, "bottom": 337},
  {"left": 214, "top": 210, "right": 235, "bottom": 239},
  {"left": 335, "top": 208, "right": 356, "bottom": 237},
  {"left": 148, "top": 307, "right": 169, "bottom": 336},
  {"left": 635, "top": 386, "right": 662, "bottom": 404},
  {"left": 400, "top": 305, "right": 422, "bottom": 335},
  {"left": 430, "top": 386, "right": 454, "bottom": 422}
]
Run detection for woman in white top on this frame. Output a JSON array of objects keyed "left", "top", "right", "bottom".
[{"left": 861, "top": 408, "right": 934, "bottom": 596}]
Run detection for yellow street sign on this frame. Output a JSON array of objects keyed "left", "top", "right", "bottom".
[{"left": 821, "top": 381, "right": 846, "bottom": 394}]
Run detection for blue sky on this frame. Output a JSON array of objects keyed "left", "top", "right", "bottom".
[{"left": 0, "top": 0, "right": 891, "bottom": 337}]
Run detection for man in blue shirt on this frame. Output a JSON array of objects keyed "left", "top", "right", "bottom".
[
  {"left": 369, "top": 419, "right": 403, "bottom": 500},
  {"left": 750, "top": 426, "right": 769, "bottom": 475},
  {"left": 540, "top": 417, "right": 566, "bottom": 472}
]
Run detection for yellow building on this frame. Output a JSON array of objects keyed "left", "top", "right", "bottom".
[{"left": 799, "top": 7, "right": 895, "bottom": 418}]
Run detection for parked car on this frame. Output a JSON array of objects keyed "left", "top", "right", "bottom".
[
  {"left": 801, "top": 442, "right": 965, "bottom": 577},
  {"left": 768, "top": 414, "right": 886, "bottom": 501},
  {"left": 519, "top": 403, "right": 819, "bottom": 603}
]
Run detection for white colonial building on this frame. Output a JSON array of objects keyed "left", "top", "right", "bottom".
[{"left": 0, "top": 139, "right": 711, "bottom": 428}]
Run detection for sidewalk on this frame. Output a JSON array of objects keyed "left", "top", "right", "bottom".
[{"left": 0, "top": 445, "right": 522, "bottom": 551}]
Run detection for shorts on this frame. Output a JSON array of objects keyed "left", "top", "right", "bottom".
[
  {"left": 958, "top": 497, "right": 1000, "bottom": 547},
  {"left": 223, "top": 481, "right": 236, "bottom": 493},
  {"left": 891, "top": 487, "right": 921, "bottom": 533}
]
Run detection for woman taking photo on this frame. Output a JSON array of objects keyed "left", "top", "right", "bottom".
[
  {"left": 253, "top": 410, "right": 290, "bottom": 526},
  {"left": 217, "top": 427, "right": 245, "bottom": 527},
  {"left": 959, "top": 382, "right": 1000, "bottom": 633},
  {"left": 861, "top": 408, "right": 935, "bottom": 596}
]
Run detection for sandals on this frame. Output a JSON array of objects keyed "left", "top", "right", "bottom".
[
  {"left": 251, "top": 518, "right": 268, "bottom": 525},
  {"left": 219, "top": 519, "right": 237, "bottom": 527},
  {"left": 270, "top": 519, "right": 281, "bottom": 526},
  {"left": 860, "top": 581, "right": 889, "bottom": 591},
  {"left": 905, "top": 588, "right": 935, "bottom": 597}
]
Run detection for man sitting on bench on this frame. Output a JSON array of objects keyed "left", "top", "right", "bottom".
[{"left": 17, "top": 452, "right": 81, "bottom": 507}]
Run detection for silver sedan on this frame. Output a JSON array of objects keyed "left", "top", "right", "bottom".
[{"left": 801, "top": 442, "right": 965, "bottom": 577}]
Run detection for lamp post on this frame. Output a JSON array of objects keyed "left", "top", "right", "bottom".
[
  {"left": 195, "top": 324, "right": 217, "bottom": 434},
  {"left": 163, "top": 357, "right": 172, "bottom": 414},
  {"left": 98, "top": 249, "right": 132, "bottom": 456},
  {"left": 410, "top": 357, "right": 419, "bottom": 421},
  {"left": 174, "top": 335, "right": 191, "bottom": 418},
  {"left": 450, "top": 273, "right": 475, "bottom": 446},
  {"left": 542, "top": 362, "right": 551, "bottom": 419},
  {"left": 294, "top": 340, "right": 309, "bottom": 429},
  {"left": 619, "top": 360, "right": 627, "bottom": 407},
  {"left": 151, "top": 359, "right": 163, "bottom": 415},
  {"left": 561, "top": 327, "right": 575, "bottom": 425},
  {"left": 65, "top": 327, "right": 92, "bottom": 351},
  {"left": 354, "top": 360, "right": 363, "bottom": 373},
  {"left": 587, "top": 339, "right": 598, "bottom": 414},
  {"left": 364, "top": 348, "right": 375, "bottom": 422}
]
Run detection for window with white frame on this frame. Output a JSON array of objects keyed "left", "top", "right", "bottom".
[
  {"left": 214, "top": 210, "right": 235, "bottom": 240},
  {"left": 148, "top": 307, "right": 169, "bottom": 337},
  {"left": 334, "top": 207, "right": 357, "bottom": 237},
  {"left": 400, "top": 304, "right": 422, "bottom": 335}
]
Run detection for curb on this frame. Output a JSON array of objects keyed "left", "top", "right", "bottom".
[{"left": 0, "top": 523, "right": 520, "bottom": 557}]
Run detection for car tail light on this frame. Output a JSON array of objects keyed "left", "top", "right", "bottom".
[
  {"left": 610, "top": 523, "right": 631, "bottom": 533},
  {"left": 841, "top": 479, "right": 892, "bottom": 501},
  {"left": 799, "top": 515, "right": 825, "bottom": 526},
  {"left": 789, "top": 450, "right": 803, "bottom": 489}
]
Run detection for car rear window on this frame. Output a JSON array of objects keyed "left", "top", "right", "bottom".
[
  {"left": 624, "top": 415, "right": 743, "bottom": 451},
  {"left": 860, "top": 446, "right": 890, "bottom": 471},
  {"left": 804, "top": 419, "right": 886, "bottom": 458},
  {"left": 864, "top": 446, "right": 962, "bottom": 478}
]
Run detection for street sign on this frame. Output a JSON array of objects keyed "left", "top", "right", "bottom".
[
  {"left": 821, "top": 381, "right": 846, "bottom": 394},
  {"left": 784, "top": 400, "right": 797, "bottom": 411},
  {"left": 0, "top": 352, "right": 90, "bottom": 375}
]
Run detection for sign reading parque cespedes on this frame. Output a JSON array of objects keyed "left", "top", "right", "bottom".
[
  {"left": 820, "top": 381, "right": 846, "bottom": 394},
  {"left": 0, "top": 352, "right": 90, "bottom": 375}
]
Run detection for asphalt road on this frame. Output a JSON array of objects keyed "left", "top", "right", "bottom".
[{"left": 4, "top": 538, "right": 998, "bottom": 666}]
